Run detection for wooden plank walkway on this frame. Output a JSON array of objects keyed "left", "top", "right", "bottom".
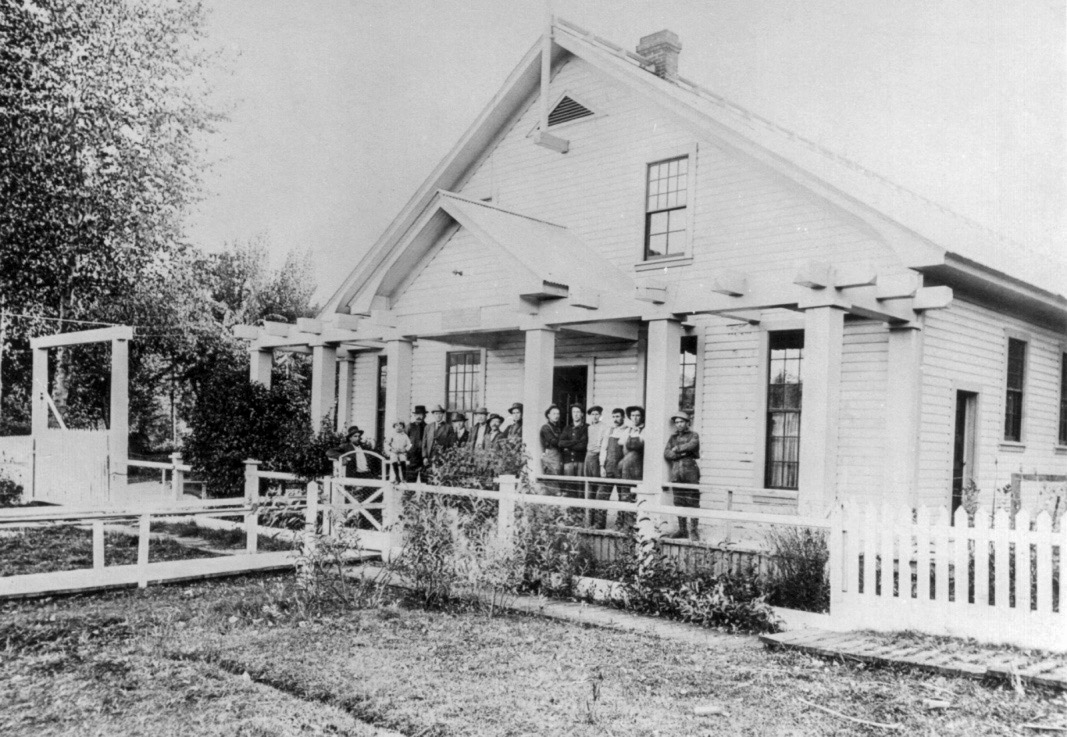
[
  {"left": 0, "top": 551, "right": 299, "bottom": 599},
  {"left": 762, "top": 629, "right": 1067, "bottom": 690}
]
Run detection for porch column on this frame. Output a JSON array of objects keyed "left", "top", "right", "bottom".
[
  {"left": 309, "top": 342, "right": 338, "bottom": 432},
  {"left": 522, "top": 327, "right": 556, "bottom": 476},
  {"left": 884, "top": 324, "right": 923, "bottom": 506},
  {"left": 642, "top": 318, "right": 684, "bottom": 489},
  {"left": 109, "top": 336, "right": 129, "bottom": 482},
  {"left": 797, "top": 305, "right": 845, "bottom": 515},
  {"left": 335, "top": 350, "right": 353, "bottom": 433},
  {"left": 383, "top": 338, "right": 413, "bottom": 438},
  {"left": 249, "top": 348, "right": 273, "bottom": 389},
  {"left": 31, "top": 346, "right": 48, "bottom": 436}
]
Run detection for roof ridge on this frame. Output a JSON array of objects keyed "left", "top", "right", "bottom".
[
  {"left": 438, "top": 190, "right": 566, "bottom": 229},
  {"left": 553, "top": 17, "right": 1037, "bottom": 255}
]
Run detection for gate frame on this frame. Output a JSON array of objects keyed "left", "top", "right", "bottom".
[{"left": 30, "top": 326, "right": 132, "bottom": 497}]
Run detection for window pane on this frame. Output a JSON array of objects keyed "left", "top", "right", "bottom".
[
  {"left": 766, "top": 330, "right": 804, "bottom": 489},
  {"left": 647, "top": 234, "right": 666, "bottom": 257},
  {"left": 1004, "top": 339, "right": 1026, "bottom": 441},
  {"left": 649, "top": 211, "right": 668, "bottom": 235}
]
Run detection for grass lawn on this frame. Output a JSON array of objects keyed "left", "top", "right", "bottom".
[
  {"left": 5, "top": 573, "right": 1067, "bottom": 735},
  {"left": 0, "top": 526, "right": 221, "bottom": 577}
]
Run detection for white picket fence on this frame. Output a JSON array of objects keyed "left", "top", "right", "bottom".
[{"left": 831, "top": 503, "right": 1067, "bottom": 651}]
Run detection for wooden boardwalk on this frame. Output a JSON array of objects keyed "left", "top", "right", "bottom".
[{"left": 762, "top": 629, "right": 1067, "bottom": 690}]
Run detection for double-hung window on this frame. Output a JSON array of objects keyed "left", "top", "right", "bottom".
[
  {"left": 679, "top": 335, "right": 698, "bottom": 414},
  {"left": 445, "top": 350, "right": 481, "bottom": 415},
  {"left": 1059, "top": 353, "right": 1067, "bottom": 446},
  {"left": 644, "top": 156, "right": 688, "bottom": 260},
  {"left": 765, "top": 331, "right": 804, "bottom": 490},
  {"left": 1004, "top": 338, "right": 1026, "bottom": 442}
]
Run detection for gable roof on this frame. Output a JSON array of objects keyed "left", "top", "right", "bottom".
[
  {"left": 343, "top": 191, "right": 634, "bottom": 315},
  {"left": 322, "top": 18, "right": 1064, "bottom": 318}
]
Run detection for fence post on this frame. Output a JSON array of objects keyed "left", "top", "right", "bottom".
[
  {"left": 497, "top": 475, "right": 518, "bottom": 547},
  {"left": 170, "top": 452, "right": 184, "bottom": 502},
  {"left": 92, "top": 519, "right": 105, "bottom": 570},
  {"left": 382, "top": 480, "right": 403, "bottom": 562},
  {"left": 243, "top": 459, "right": 261, "bottom": 505},
  {"left": 137, "top": 513, "right": 150, "bottom": 589},
  {"left": 634, "top": 484, "right": 660, "bottom": 544},
  {"left": 828, "top": 500, "right": 843, "bottom": 618},
  {"left": 304, "top": 480, "right": 319, "bottom": 558}
]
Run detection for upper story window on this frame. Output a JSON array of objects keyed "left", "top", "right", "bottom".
[
  {"left": 1058, "top": 352, "right": 1066, "bottom": 446},
  {"left": 644, "top": 156, "right": 688, "bottom": 260},
  {"left": 446, "top": 350, "right": 481, "bottom": 415},
  {"left": 1004, "top": 338, "right": 1026, "bottom": 442},
  {"left": 679, "top": 335, "right": 698, "bottom": 414}
]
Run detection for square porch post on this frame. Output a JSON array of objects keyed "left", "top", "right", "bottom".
[
  {"left": 249, "top": 348, "right": 273, "bottom": 389},
  {"left": 522, "top": 327, "right": 556, "bottom": 476},
  {"left": 310, "top": 342, "right": 338, "bottom": 432},
  {"left": 109, "top": 336, "right": 129, "bottom": 483},
  {"left": 797, "top": 305, "right": 845, "bottom": 515},
  {"left": 642, "top": 318, "right": 684, "bottom": 490},
  {"left": 383, "top": 338, "right": 413, "bottom": 439},
  {"left": 335, "top": 350, "right": 353, "bottom": 433},
  {"left": 885, "top": 324, "right": 923, "bottom": 507}
]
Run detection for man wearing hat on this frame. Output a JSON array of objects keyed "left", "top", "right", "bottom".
[
  {"left": 664, "top": 410, "right": 701, "bottom": 539},
  {"left": 450, "top": 411, "right": 469, "bottom": 446},
  {"left": 616, "top": 406, "right": 645, "bottom": 530},
  {"left": 422, "top": 404, "right": 448, "bottom": 460},
  {"left": 326, "top": 425, "right": 374, "bottom": 478},
  {"left": 484, "top": 413, "right": 506, "bottom": 449},
  {"left": 406, "top": 405, "right": 429, "bottom": 481},
  {"left": 468, "top": 407, "right": 490, "bottom": 449},
  {"left": 504, "top": 402, "right": 523, "bottom": 444}
]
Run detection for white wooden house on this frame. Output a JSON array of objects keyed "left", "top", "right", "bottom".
[{"left": 239, "top": 20, "right": 1066, "bottom": 517}]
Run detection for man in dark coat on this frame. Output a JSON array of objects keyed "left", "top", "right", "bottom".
[
  {"left": 406, "top": 405, "right": 429, "bottom": 481},
  {"left": 449, "top": 412, "right": 469, "bottom": 447},
  {"left": 484, "top": 414, "right": 506, "bottom": 449},
  {"left": 664, "top": 411, "right": 701, "bottom": 539},
  {"left": 325, "top": 425, "right": 375, "bottom": 478},
  {"left": 504, "top": 402, "right": 523, "bottom": 444},
  {"left": 469, "top": 407, "right": 489, "bottom": 449},
  {"left": 422, "top": 404, "right": 447, "bottom": 460}
]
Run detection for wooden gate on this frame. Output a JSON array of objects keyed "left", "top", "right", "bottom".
[
  {"left": 33, "top": 429, "right": 111, "bottom": 505},
  {"left": 324, "top": 476, "right": 390, "bottom": 551}
]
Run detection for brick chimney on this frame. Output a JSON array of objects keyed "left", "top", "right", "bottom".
[{"left": 637, "top": 30, "right": 682, "bottom": 80}]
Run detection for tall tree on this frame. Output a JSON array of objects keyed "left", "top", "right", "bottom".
[{"left": 0, "top": 0, "right": 217, "bottom": 432}]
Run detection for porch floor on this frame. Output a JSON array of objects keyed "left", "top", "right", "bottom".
[{"left": 761, "top": 629, "right": 1067, "bottom": 691}]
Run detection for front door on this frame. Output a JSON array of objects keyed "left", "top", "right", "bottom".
[
  {"left": 553, "top": 365, "right": 588, "bottom": 415},
  {"left": 951, "top": 390, "right": 977, "bottom": 513}
]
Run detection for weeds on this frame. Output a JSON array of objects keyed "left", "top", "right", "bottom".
[{"left": 764, "top": 526, "right": 831, "bottom": 612}]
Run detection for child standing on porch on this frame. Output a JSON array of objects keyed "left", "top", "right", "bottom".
[{"left": 386, "top": 421, "right": 411, "bottom": 482}]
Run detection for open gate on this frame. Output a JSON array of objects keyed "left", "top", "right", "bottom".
[{"left": 33, "top": 429, "right": 111, "bottom": 505}]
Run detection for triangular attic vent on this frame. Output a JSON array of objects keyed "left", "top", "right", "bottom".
[{"left": 548, "top": 96, "right": 594, "bottom": 126}]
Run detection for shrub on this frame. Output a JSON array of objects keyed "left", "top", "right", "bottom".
[
  {"left": 0, "top": 473, "right": 23, "bottom": 507},
  {"left": 763, "top": 526, "right": 830, "bottom": 613},
  {"left": 426, "top": 441, "right": 528, "bottom": 490},
  {"left": 392, "top": 491, "right": 462, "bottom": 608},
  {"left": 603, "top": 527, "right": 779, "bottom": 634},
  {"left": 515, "top": 503, "right": 597, "bottom": 594}
]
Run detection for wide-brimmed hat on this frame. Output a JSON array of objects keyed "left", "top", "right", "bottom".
[
  {"left": 449, "top": 411, "right": 467, "bottom": 423},
  {"left": 430, "top": 404, "right": 446, "bottom": 413},
  {"left": 346, "top": 425, "right": 363, "bottom": 436},
  {"left": 508, "top": 402, "right": 523, "bottom": 413},
  {"left": 625, "top": 405, "right": 644, "bottom": 418},
  {"left": 587, "top": 405, "right": 603, "bottom": 414},
  {"left": 544, "top": 404, "right": 561, "bottom": 419},
  {"left": 472, "top": 406, "right": 489, "bottom": 416},
  {"left": 671, "top": 411, "right": 691, "bottom": 423},
  {"left": 488, "top": 413, "right": 504, "bottom": 424},
  {"left": 413, "top": 405, "right": 427, "bottom": 415}
]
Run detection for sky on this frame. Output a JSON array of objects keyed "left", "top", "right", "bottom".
[{"left": 187, "top": 0, "right": 1066, "bottom": 302}]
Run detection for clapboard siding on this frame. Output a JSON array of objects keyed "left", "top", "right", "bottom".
[
  {"left": 392, "top": 229, "right": 511, "bottom": 318},
  {"left": 701, "top": 321, "right": 762, "bottom": 488},
  {"left": 836, "top": 321, "right": 889, "bottom": 504},
  {"left": 349, "top": 351, "right": 380, "bottom": 445},
  {"left": 918, "top": 298, "right": 1066, "bottom": 509},
  {"left": 452, "top": 58, "right": 902, "bottom": 292}
]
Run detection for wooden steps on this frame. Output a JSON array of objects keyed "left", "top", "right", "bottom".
[{"left": 761, "top": 628, "right": 1067, "bottom": 689}]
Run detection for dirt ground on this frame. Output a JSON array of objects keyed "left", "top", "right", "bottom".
[{"left": 4, "top": 573, "right": 1067, "bottom": 736}]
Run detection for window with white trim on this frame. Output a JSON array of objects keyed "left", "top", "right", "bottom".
[
  {"left": 765, "top": 330, "right": 804, "bottom": 490},
  {"left": 445, "top": 351, "right": 481, "bottom": 414},
  {"left": 1004, "top": 338, "right": 1026, "bottom": 442},
  {"left": 644, "top": 156, "right": 688, "bottom": 260},
  {"left": 1059, "top": 352, "right": 1066, "bottom": 446},
  {"left": 679, "top": 335, "right": 697, "bottom": 414}
]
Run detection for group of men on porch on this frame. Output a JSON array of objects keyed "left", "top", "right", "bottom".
[{"left": 332, "top": 398, "right": 704, "bottom": 540}]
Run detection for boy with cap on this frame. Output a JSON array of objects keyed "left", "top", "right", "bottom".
[{"left": 664, "top": 411, "right": 701, "bottom": 539}]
